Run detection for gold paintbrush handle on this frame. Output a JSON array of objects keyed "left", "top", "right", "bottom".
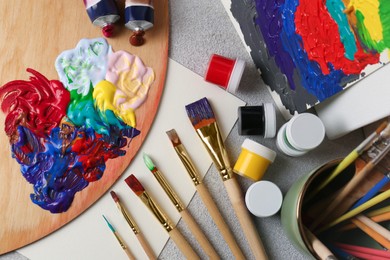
[
  {"left": 223, "top": 177, "right": 268, "bottom": 260},
  {"left": 196, "top": 183, "right": 245, "bottom": 259},
  {"left": 169, "top": 227, "right": 200, "bottom": 260}
]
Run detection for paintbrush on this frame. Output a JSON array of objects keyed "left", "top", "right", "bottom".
[
  {"left": 307, "top": 121, "right": 388, "bottom": 201},
  {"left": 102, "top": 215, "right": 135, "bottom": 260},
  {"left": 335, "top": 242, "right": 390, "bottom": 259},
  {"left": 303, "top": 226, "right": 336, "bottom": 260},
  {"left": 110, "top": 191, "right": 156, "bottom": 260},
  {"left": 350, "top": 217, "right": 390, "bottom": 249},
  {"left": 142, "top": 153, "right": 219, "bottom": 259},
  {"left": 166, "top": 129, "right": 245, "bottom": 259},
  {"left": 310, "top": 142, "right": 390, "bottom": 230},
  {"left": 124, "top": 174, "right": 200, "bottom": 260},
  {"left": 338, "top": 205, "right": 390, "bottom": 231},
  {"left": 185, "top": 97, "right": 268, "bottom": 260},
  {"left": 355, "top": 214, "right": 390, "bottom": 241},
  {"left": 318, "top": 188, "right": 390, "bottom": 232}
]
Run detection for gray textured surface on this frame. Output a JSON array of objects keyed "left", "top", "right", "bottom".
[{"left": 2, "top": 0, "right": 364, "bottom": 259}]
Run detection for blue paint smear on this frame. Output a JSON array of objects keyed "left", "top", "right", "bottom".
[
  {"left": 326, "top": 0, "right": 357, "bottom": 60},
  {"left": 12, "top": 124, "right": 140, "bottom": 213},
  {"left": 254, "top": 0, "right": 345, "bottom": 101}
]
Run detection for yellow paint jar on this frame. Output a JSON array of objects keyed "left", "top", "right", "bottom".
[{"left": 234, "top": 139, "right": 276, "bottom": 181}]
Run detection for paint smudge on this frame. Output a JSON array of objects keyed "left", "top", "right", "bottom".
[
  {"left": 0, "top": 38, "right": 153, "bottom": 213},
  {"left": 231, "top": 0, "right": 389, "bottom": 113}
]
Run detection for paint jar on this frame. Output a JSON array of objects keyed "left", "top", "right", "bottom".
[
  {"left": 233, "top": 139, "right": 276, "bottom": 181},
  {"left": 204, "top": 54, "right": 245, "bottom": 94},
  {"left": 238, "top": 103, "right": 276, "bottom": 138},
  {"left": 245, "top": 181, "right": 283, "bottom": 217},
  {"left": 276, "top": 113, "right": 325, "bottom": 157}
]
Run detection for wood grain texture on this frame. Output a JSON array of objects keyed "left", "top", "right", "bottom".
[{"left": 0, "top": 0, "right": 168, "bottom": 254}]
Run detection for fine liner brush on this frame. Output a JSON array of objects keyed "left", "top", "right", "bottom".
[
  {"left": 166, "top": 128, "right": 245, "bottom": 259},
  {"left": 102, "top": 215, "right": 135, "bottom": 260},
  {"left": 143, "top": 153, "right": 219, "bottom": 260},
  {"left": 185, "top": 97, "right": 268, "bottom": 260},
  {"left": 124, "top": 174, "right": 200, "bottom": 260},
  {"left": 110, "top": 191, "right": 156, "bottom": 260},
  {"left": 307, "top": 121, "right": 388, "bottom": 201}
]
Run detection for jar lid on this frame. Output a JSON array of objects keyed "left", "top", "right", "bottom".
[
  {"left": 245, "top": 181, "right": 283, "bottom": 217},
  {"left": 276, "top": 123, "right": 307, "bottom": 157},
  {"left": 286, "top": 113, "right": 325, "bottom": 151},
  {"left": 263, "top": 103, "right": 276, "bottom": 138},
  {"left": 227, "top": 58, "right": 245, "bottom": 94},
  {"left": 242, "top": 138, "right": 276, "bottom": 163}
]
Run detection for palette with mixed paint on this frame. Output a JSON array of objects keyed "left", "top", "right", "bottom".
[
  {"left": 0, "top": 38, "right": 153, "bottom": 213},
  {"left": 230, "top": 0, "right": 390, "bottom": 113}
]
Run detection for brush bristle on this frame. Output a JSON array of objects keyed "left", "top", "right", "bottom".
[
  {"left": 166, "top": 129, "right": 181, "bottom": 147},
  {"left": 143, "top": 153, "right": 156, "bottom": 171},
  {"left": 110, "top": 190, "right": 120, "bottom": 202},
  {"left": 185, "top": 97, "right": 216, "bottom": 129},
  {"left": 125, "top": 174, "right": 145, "bottom": 195},
  {"left": 376, "top": 121, "right": 389, "bottom": 134}
]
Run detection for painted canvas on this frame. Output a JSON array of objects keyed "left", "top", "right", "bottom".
[{"left": 230, "top": 0, "right": 390, "bottom": 114}]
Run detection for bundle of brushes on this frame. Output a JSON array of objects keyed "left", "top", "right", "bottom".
[
  {"left": 124, "top": 174, "right": 200, "bottom": 260},
  {"left": 185, "top": 97, "right": 268, "bottom": 259},
  {"left": 142, "top": 153, "right": 220, "bottom": 259},
  {"left": 300, "top": 120, "right": 390, "bottom": 259}
]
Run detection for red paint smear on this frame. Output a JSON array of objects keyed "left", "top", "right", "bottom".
[
  {"left": 294, "top": 0, "right": 379, "bottom": 75},
  {"left": 0, "top": 68, "right": 70, "bottom": 139}
]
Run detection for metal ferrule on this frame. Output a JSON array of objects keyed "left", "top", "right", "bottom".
[
  {"left": 174, "top": 144, "right": 201, "bottom": 186},
  {"left": 116, "top": 203, "right": 140, "bottom": 235},
  {"left": 153, "top": 170, "right": 185, "bottom": 212},
  {"left": 139, "top": 191, "right": 173, "bottom": 232},
  {"left": 113, "top": 232, "right": 127, "bottom": 250},
  {"left": 195, "top": 122, "right": 234, "bottom": 181}
]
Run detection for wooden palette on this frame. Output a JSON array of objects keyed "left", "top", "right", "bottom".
[{"left": 0, "top": 0, "right": 168, "bottom": 254}]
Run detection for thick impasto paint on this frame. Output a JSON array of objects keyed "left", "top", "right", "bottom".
[
  {"left": 0, "top": 38, "right": 154, "bottom": 213},
  {"left": 231, "top": 0, "right": 389, "bottom": 113}
]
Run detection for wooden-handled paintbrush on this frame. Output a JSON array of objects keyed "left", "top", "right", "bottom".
[
  {"left": 124, "top": 174, "right": 200, "bottom": 260},
  {"left": 142, "top": 153, "right": 219, "bottom": 260},
  {"left": 102, "top": 215, "right": 135, "bottom": 260},
  {"left": 185, "top": 97, "right": 268, "bottom": 260},
  {"left": 110, "top": 191, "right": 156, "bottom": 260},
  {"left": 166, "top": 128, "right": 245, "bottom": 259}
]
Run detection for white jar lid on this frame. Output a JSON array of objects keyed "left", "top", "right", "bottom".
[
  {"left": 286, "top": 113, "right": 325, "bottom": 151},
  {"left": 242, "top": 138, "right": 276, "bottom": 163},
  {"left": 276, "top": 123, "right": 307, "bottom": 157},
  {"left": 263, "top": 103, "right": 276, "bottom": 138},
  {"left": 245, "top": 181, "right": 283, "bottom": 217},
  {"left": 227, "top": 58, "right": 245, "bottom": 94}
]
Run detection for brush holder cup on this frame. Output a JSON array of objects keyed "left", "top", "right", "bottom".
[{"left": 281, "top": 159, "right": 356, "bottom": 259}]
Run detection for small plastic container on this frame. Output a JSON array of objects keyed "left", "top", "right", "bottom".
[
  {"left": 233, "top": 139, "right": 276, "bottom": 181},
  {"left": 276, "top": 113, "right": 325, "bottom": 157},
  {"left": 245, "top": 181, "right": 283, "bottom": 217},
  {"left": 204, "top": 54, "right": 245, "bottom": 94},
  {"left": 238, "top": 103, "right": 276, "bottom": 138}
]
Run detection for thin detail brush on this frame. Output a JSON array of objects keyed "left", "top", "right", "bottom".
[
  {"left": 166, "top": 129, "right": 245, "bottom": 259},
  {"left": 110, "top": 191, "right": 156, "bottom": 260},
  {"left": 102, "top": 215, "right": 135, "bottom": 260},
  {"left": 124, "top": 174, "right": 200, "bottom": 260},
  {"left": 185, "top": 97, "right": 267, "bottom": 259},
  {"left": 143, "top": 153, "right": 219, "bottom": 259}
]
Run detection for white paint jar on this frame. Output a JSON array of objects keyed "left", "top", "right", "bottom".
[{"left": 276, "top": 113, "right": 325, "bottom": 157}]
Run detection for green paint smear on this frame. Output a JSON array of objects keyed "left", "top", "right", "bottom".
[
  {"left": 356, "top": 11, "right": 384, "bottom": 52},
  {"left": 379, "top": 0, "right": 390, "bottom": 49},
  {"left": 67, "top": 83, "right": 126, "bottom": 135},
  {"left": 356, "top": 5, "right": 390, "bottom": 54}
]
